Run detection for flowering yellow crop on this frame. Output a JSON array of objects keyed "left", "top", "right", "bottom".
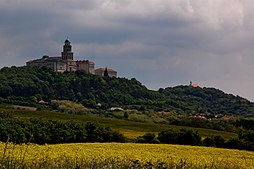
[{"left": 0, "top": 142, "right": 253, "bottom": 168}]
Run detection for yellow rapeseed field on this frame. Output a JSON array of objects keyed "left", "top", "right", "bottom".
[{"left": 0, "top": 142, "right": 253, "bottom": 168}]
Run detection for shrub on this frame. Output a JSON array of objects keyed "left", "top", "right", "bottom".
[
  {"left": 203, "top": 137, "right": 215, "bottom": 147},
  {"left": 136, "top": 133, "right": 159, "bottom": 144},
  {"left": 177, "top": 129, "right": 201, "bottom": 146},
  {"left": 158, "top": 129, "right": 178, "bottom": 144},
  {"left": 213, "top": 135, "right": 225, "bottom": 148},
  {"left": 158, "top": 128, "right": 201, "bottom": 146},
  {"left": 128, "top": 114, "right": 151, "bottom": 122}
]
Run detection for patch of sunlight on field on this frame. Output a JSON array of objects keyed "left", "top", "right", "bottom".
[
  {"left": 117, "top": 129, "right": 148, "bottom": 138},
  {"left": 0, "top": 142, "right": 253, "bottom": 169}
]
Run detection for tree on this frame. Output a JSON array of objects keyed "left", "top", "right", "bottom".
[
  {"left": 158, "top": 129, "right": 178, "bottom": 144},
  {"left": 213, "top": 135, "right": 225, "bottom": 147},
  {"left": 123, "top": 112, "right": 129, "bottom": 119},
  {"left": 142, "top": 133, "right": 158, "bottom": 143},
  {"left": 158, "top": 129, "right": 201, "bottom": 146},
  {"left": 104, "top": 67, "right": 109, "bottom": 77},
  {"left": 85, "top": 122, "right": 102, "bottom": 142},
  {"left": 203, "top": 137, "right": 215, "bottom": 147},
  {"left": 177, "top": 129, "right": 201, "bottom": 146}
]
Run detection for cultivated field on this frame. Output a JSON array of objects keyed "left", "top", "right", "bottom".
[
  {"left": 1, "top": 108, "right": 237, "bottom": 139},
  {"left": 0, "top": 142, "right": 253, "bottom": 169}
]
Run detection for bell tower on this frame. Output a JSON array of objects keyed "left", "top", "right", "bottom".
[{"left": 61, "top": 39, "right": 73, "bottom": 60}]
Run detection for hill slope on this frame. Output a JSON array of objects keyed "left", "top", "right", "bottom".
[
  {"left": 0, "top": 66, "right": 253, "bottom": 117},
  {"left": 159, "top": 86, "right": 254, "bottom": 116}
]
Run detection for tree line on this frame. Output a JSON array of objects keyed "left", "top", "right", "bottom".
[
  {"left": 137, "top": 128, "right": 254, "bottom": 151},
  {"left": 0, "top": 112, "right": 125, "bottom": 144},
  {"left": 0, "top": 112, "right": 253, "bottom": 151}
]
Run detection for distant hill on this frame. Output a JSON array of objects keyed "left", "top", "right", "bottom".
[
  {"left": 0, "top": 66, "right": 253, "bottom": 117},
  {"left": 159, "top": 86, "right": 254, "bottom": 117}
]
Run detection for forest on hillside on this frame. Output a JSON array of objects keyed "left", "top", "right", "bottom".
[{"left": 0, "top": 66, "right": 254, "bottom": 117}]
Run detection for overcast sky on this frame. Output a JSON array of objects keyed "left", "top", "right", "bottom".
[{"left": 1, "top": 0, "right": 254, "bottom": 101}]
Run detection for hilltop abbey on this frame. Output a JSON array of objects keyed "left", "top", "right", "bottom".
[{"left": 26, "top": 39, "right": 117, "bottom": 77}]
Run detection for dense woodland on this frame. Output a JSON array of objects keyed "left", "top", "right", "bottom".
[{"left": 0, "top": 66, "right": 254, "bottom": 117}]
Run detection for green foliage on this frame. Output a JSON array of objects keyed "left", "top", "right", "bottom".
[
  {"left": 136, "top": 133, "right": 159, "bottom": 144},
  {"left": 0, "top": 112, "right": 125, "bottom": 144},
  {"left": 158, "top": 128, "right": 201, "bottom": 146},
  {"left": 2, "top": 108, "right": 238, "bottom": 140},
  {"left": 242, "top": 130, "right": 254, "bottom": 143},
  {"left": 166, "top": 116, "right": 238, "bottom": 132},
  {"left": 203, "top": 137, "right": 216, "bottom": 147},
  {"left": 0, "top": 66, "right": 253, "bottom": 117},
  {"left": 1, "top": 108, "right": 252, "bottom": 151},
  {"left": 213, "top": 135, "right": 226, "bottom": 148},
  {"left": 203, "top": 134, "right": 254, "bottom": 151},
  {"left": 157, "top": 127, "right": 254, "bottom": 151},
  {"left": 177, "top": 129, "right": 201, "bottom": 146},
  {"left": 128, "top": 114, "right": 151, "bottom": 122},
  {"left": 51, "top": 100, "right": 89, "bottom": 114},
  {"left": 234, "top": 118, "right": 254, "bottom": 130},
  {"left": 157, "top": 129, "right": 178, "bottom": 144},
  {"left": 160, "top": 86, "right": 254, "bottom": 117}
]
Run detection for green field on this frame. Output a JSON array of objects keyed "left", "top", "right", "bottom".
[{"left": 1, "top": 108, "right": 237, "bottom": 139}]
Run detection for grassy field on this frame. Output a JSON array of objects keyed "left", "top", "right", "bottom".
[
  {"left": 0, "top": 108, "right": 237, "bottom": 139},
  {"left": 0, "top": 142, "right": 253, "bottom": 169}
]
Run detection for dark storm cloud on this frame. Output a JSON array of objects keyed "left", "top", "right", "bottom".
[{"left": 1, "top": 0, "right": 254, "bottom": 100}]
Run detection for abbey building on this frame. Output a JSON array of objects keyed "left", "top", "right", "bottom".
[
  {"left": 26, "top": 39, "right": 96, "bottom": 74},
  {"left": 26, "top": 39, "right": 100, "bottom": 75}
]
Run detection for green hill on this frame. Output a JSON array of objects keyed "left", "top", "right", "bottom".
[
  {"left": 0, "top": 66, "right": 254, "bottom": 117},
  {"left": 159, "top": 86, "right": 254, "bottom": 117}
]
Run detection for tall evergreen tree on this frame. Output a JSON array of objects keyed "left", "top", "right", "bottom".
[{"left": 104, "top": 67, "right": 109, "bottom": 77}]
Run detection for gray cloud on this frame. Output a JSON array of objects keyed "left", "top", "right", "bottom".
[{"left": 1, "top": 0, "right": 254, "bottom": 101}]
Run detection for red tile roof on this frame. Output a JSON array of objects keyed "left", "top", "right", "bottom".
[
  {"left": 222, "top": 115, "right": 234, "bottom": 119},
  {"left": 191, "top": 84, "right": 199, "bottom": 87}
]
